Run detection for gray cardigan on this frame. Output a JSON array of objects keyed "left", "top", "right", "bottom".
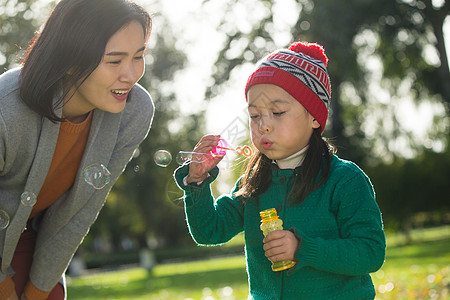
[{"left": 0, "top": 68, "right": 154, "bottom": 291}]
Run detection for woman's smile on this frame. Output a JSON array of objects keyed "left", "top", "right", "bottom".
[{"left": 111, "top": 88, "right": 131, "bottom": 101}]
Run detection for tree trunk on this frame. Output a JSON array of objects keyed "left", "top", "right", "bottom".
[
  {"left": 329, "top": 75, "right": 349, "bottom": 154},
  {"left": 424, "top": 0, "right": 450, "bottom": 107}
]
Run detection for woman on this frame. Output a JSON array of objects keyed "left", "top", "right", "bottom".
[{"left": 0, "top": 0, "right": 154, "bottom": 299}]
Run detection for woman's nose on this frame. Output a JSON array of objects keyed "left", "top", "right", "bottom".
[{"left": 120, "top": 62, "right": 140, "bottom": 83}]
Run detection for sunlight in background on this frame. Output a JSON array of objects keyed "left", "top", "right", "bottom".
[
  {"left": 34, "top": 0, "right": 450, "bottom": 149},
  {"left": 135, "top": 0, "right": 302, "bottom": 138},
  {"left": 147, "top": 0, "right": 450, "bottom": 146}
]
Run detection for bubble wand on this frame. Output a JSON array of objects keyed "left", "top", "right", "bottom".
[
  {"left": 210, "top": 139, "right": 252, "bottom": 158},
  {"left": 175, "top": 139, "right": 252, "bottom": 165}
]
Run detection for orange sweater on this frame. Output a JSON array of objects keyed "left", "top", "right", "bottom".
[
  {"left": 30, "top": 113, "right": 93, "bottom": 219},
  {"left": 0, "top": 113, "right": 92, "bottom": 300}
]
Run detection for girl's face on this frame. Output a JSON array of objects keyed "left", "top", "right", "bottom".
[
  {"left": 63, "top": 21, "right": 147, "bottom": 123},
  {"left": 247, "top": 84, "right": 320, "bottom": 160}
]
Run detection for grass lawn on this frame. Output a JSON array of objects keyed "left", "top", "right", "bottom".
[{"left": 67, "top": 226, "right": 450, "bottom": 299}]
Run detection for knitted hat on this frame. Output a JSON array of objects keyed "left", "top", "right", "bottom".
[{"left": 245, "top": 41, "right": 331, "bottom": 132}]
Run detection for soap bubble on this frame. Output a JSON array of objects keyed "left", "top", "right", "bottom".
[
  {"left": 20, "top": 191, "right": 37, "bottom": 207},
  {"left": 0, "top": 210, "right": 10, "bottom": 230},
  {"left": 83, "top": 163, "right": 111, "bottom": 189},
  {"left": 176, "top": 151, "right": 191, "bottom": 165},
  {"left": 154, "top": 150, "right": 172, "bottom": 167},
  {"left": 176, "top": 151, "right": 209, "bottom": 165},
  {"left": 165, "top": 178, "right": 185, "bottom": 207}
]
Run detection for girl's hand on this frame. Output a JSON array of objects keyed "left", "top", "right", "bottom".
[
  {"left": 186, "top": 135, "right": 224, "bottom": 184},
  {"left": 263, "top": 230, "right": 299, "bottom": 262}
]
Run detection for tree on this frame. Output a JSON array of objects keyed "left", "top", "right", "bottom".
[
  {"left": 203, "top": 0, "right": 449, "bottom": 164},
  {"left": 0, "top": 0, "right": 56, "bottom": 71},
  {"left": 368, "top": 147, "right": 450, "bottom": 237}
]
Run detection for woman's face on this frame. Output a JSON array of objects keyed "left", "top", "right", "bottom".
[
  {"left": 247, "top": 84, "right": 320, "bottom": 160},
  {"left": 63, "top": 21, "right": 147, "bottom": 122}
]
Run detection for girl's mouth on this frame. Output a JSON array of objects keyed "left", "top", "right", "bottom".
[{"left": 261, "top": 139, "right": 273, "bottom": 150}]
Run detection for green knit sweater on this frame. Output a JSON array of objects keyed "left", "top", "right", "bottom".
[{"left": 174, "top": 155, "right": 386, "bottom": 300}]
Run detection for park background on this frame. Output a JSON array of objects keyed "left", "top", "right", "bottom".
[{"left": 1, "top": 0, "right": 449, "bottom": 299}]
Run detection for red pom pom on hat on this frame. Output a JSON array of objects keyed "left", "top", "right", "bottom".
[{"left": 288, "top": 41, "right": 328, "bottom": 67}]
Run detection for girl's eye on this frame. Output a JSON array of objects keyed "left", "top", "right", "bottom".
[
  {"left": 108, "top": 61, "right": 121, "bottom": 65},
  {"left": 134, "top": 55, "right": 144, "bottom": 61}
]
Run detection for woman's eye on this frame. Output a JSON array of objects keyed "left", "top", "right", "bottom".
[
  {"left": 273, "top": 111, "right": 285, "bottom": 116},
  {"left": 108, "top": 61, "right": 121, "bottom": 65},
  {"left": 134, "top": 56, "right": 144, "bottom": 61},
  {"left": 249, "top": 114, "right": 260, "bottom": 119}
]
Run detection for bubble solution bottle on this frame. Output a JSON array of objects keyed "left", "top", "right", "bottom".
[{"left": 260, "top": 208, "right": 296, "bottom": 271}]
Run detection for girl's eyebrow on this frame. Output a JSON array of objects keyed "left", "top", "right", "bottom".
[
  {"left": 271, "top": 99, "right": 290, "bottom": 104},
  {"left": 105, "top": 46, "right": 146, "bottom": 57},
  {"left": 248, "top": 99, "right": 290, "bottom": 108}
]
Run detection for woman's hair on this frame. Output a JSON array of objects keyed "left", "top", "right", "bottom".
[
  {"left": 19, "top": 0, "right": 152, "bottom": 122},
  {"left": 235, "top": 128, "right": 336, "bottom": 205}
]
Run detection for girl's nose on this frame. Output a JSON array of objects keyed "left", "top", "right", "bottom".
[{"left": 258, "top": 116, "right": 272, "bottom": 134}]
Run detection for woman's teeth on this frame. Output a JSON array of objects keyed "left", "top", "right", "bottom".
[{"left": 111, "top": 89, "right": 128, "bottom": 95}]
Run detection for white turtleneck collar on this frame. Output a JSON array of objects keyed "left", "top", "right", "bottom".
[{"left": 275, "top": 146, "right": 309, "bottom": 169}]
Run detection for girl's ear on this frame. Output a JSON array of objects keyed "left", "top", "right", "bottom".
[{"left": 312, "top": 118, "right": 320, "bottom": 129}]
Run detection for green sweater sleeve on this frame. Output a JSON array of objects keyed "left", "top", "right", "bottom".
[
  {"left": 294, "top": 169, "right": 386, "bottom": 276},
  {"left": 174, "top": 164, "right": 244, "bottom": 245}
]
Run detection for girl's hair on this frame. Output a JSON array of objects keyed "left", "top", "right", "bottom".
[
  {"left": 235, "top": 128, "right": 336, "bottom": 205},
  {"left": 19, "top": 0, "right": 152, "bottom": 122}
]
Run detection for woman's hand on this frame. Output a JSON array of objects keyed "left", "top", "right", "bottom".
[
  {"left": 186, "top": 135, "right": 224, "bottom": 184},
  {"left": 263, "top": 230, "right": 299, "bottom": 262}
]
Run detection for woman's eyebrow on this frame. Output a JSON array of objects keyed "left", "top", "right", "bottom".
[{"left": 105, "top": 46, "right": 146, "bottom": 57}]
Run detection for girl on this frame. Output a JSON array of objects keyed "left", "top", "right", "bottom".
[
  {"left": 174, "top": 41, "right": 386, "bottom": 299},
  {"left": 0, "top": 0, "right": 154, "bottom": 299}
]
